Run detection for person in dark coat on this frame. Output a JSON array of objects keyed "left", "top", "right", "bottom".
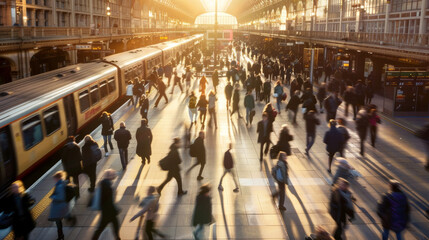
[
  {"left": 286, "top": 90, "right": 301, "bottom": 124},
  {"left": 49, "top": 171, "right": 76, "bottom": 240},
  {"left": 0, "top": 180, "right": 35, "bottom": 240},
  {"left": 192, "top": 184, "right": 212, "bottom": 240},
  {"left": 304, "top": 110, "right": 320, "bottom": 155},
  {"left": 263, "top": 78, "right": 271, "bottom": 104},
  {"left": 343, "top": 86, "right": 357, "bottom": 119},
  {"left": 197, "top": 94, "right": 208, "bottom": 127},
  {"left": 255, "top": 74, "right": 262, "bottom": 101},
  {"left": 187, "top": 131, "right": 206, "bottom": 180},
  {"left": 257, "top": 112, "right": 273, "bottom": 162},
  {"left": 92, "top": 169, "right": 120, "bottom": 240},
  {"left": 114, "top": 122, "right": 132, "bottom": 170},
  {"left": 218, "top": 143, "right": 239, "bottom": 192},
  {"left": 378, "top": 180, "right": 410, "bottom": 240},
  {"left": 212, "top": 69, "right": 219, "bottom": 93},
  {"left": 81, "top": 135, "right": 99, "bottom": 192},
  {"left": 100, "top": 111, "right": 114, "bottom": 157},
  {"left": 354, "top": 79, "right": 366, "bottom": 110},
  {"left": 164, "top": 63, "right": 173, "bottom": 86},
  {"left": 336, "top": 118, "right": 350, "bottom": 157},
  {"left": 272, "top": 152, "right": 289, "bottom": 211},
  {"left": 323, "top": 120, "right": 344, "bottom": 173},
  {"left": 365, "top": 81, "right": 374, "bottom": 105},
  {"left": 61, "top": 136, "right": 82, "bottom": 197},
  {"left": 224, "top": 81, "right": 233, "bottom": 108},
  {"left": 329, "top": 178, "right": 354, "bottom": 240},
  {"left": 154, "top": 79, "right": 168, "bottom": 107},
  {"left": 136, "top": 119, "right": 152, "bottom": 165},
  {"left": 244, "top": 90, "right": 255, "bottom": 126},
  {"left": 416, "top": 123, "right": 429, "bottom": 171},
  {"left": 317, "top": 83, "right": 327, "bottom": 113},
  {"left": 355, "top": 109, "right": 369, "bottom": 156},
  {"left": 301, "top": 88, "right": 318, "bottom": 117},
  {"left": 230, "top": 84, "right": 243, "bottom": 118},
  {"left": 139, "top": 94, "right": 149, "bottom": 120},
  {"left": 277, "top": 124, "right": 293, "bottom": 156},
  {"left": 157, "top": 138, "right": 188, "bottom": 196},
  {"left": 324, "top": 92, "right": 342, "bottom": 123}
]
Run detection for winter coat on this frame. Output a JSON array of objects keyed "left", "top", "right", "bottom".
[
  {"left": 277, "top": 129, "right": 293, "bottom": 155},
  {"left": 61, "top": 141, "right": 83, "bottom": 176},
  {"left": 99, "top": 178, "right": 119, "bottom": 218},
  {"left": 101, "top": 115, "right": 114, "bottom": 136},
  {"left": 193, "top": 136, "right": 206, "bottom": 163},
  {"left": 225, "top": 84, "right": 233, "bottom": 100},
  {"left": 244, "top": 94, "right": 255, "bottom": 109},
  {"left": 317, "top": 86, "right": 327, "bottom": 102},
  {"left": 304, "top": 113, "right": 320, "bottom": 134},
  {"left": 356, "top": 111, "right": 370, "bottom": 138},
  {"left": 81, "top": 140, "right": 99, "bottom": 170},
  {"left": 323, "top": 125, "right": 344, "bottom": 153},
  {"left": 257, "top": 120, "right": 273, "bottom": 143},
  {"left": 286, "top": 95, "right": 301, "bottom": 112},
  {"left": 232, "top": 89, "right": 240, "bottom": 107},
  {"left": 140, "top": 98, "right": 149, "bottom": 117},
  {"left": 378, "top": 191, "right": 410, "bottom": 231},
  {"left": 192, "top": 194, "right": 212, "bottom": 226},
  {"left": 324, "top": 95, "right": 342, "bottom": 113},
  {"left": 223, "top": 150, "right": 234, "bottom": 169},
  {"left": 166, "top": 143, "right": 182, "bottom": 173},
  {"left": 114, "top": 126, "right": 132, "bottom": 149},
  {"left": 48, "top": 180, "right": 69, "bottom": 220},
  {"left": 330, "top": 188, "right": 354, "bottom": 224},
  {"left": 1, "top": 192, "right": 35, "bottom": 236},
  {"left": 136, "top": 125, "right": 152, "bottom": 157}
]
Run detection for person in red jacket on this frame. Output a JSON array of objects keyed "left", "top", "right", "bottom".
[{"left": 218, "top": 143, "right": 239, "bottom": 193}]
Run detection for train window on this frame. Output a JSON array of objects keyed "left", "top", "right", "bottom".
[
  {"left": 100, "top": 80, "right": 108, "bottom": 98},
  {"left": 108, "top": 77, "right": 115, "bottom": 93},
  {"left": 43, "top": 105, "right": 60, "bottom": 136},
  {"left": 90, "top": 85, "right": 99, "bottom": 105},
  {"left": 79, "top": 90, "right": 90, "bottom": 112},
  {"left": 22, "top": 115, "right": 43, "bottom": 150}
]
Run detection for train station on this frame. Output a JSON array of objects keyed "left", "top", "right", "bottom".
[{"left": 0, "top": 0, "right": 428, "bottom": 239}]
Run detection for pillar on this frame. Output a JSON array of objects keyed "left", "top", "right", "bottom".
[
  {"left": 419, "top": 0, "right": 427, "bottom": 35},
  {"left": 384, "top": 1, "right": 390, "bottom": 33},
  {"left": 354, "top": 52, "right": 365, "bottom": 79},
  {"left": 52, "top": 0, "right": 57, "bottom": 26}
]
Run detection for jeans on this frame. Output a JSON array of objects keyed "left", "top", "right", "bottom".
[
  {"left": 193, "top": 224, "right": 205, "bottom": 240},
  {"left": 118, "top": 148, "right": 128, "bottom": 170},
  {"left": 382, "top": 228, "right": 402, "bottom": 240},
  {"left": 370, "top": 125, "right": 377, "bottom": 147},
  {"left": 103, "top": 135, "right": 113, "bottom": 153},
  {"left": 306, "top": 132, "right": 316, "bottom": 152},
  {"left": 208, "top": 108, "right": 217, "bottom": 128},
  {"left": 246, "top": 107, "right": 251, "bottom": 124},
  {"left": 92, "top": 214, "right": 120, "bottom": 240},
  {"left": 333, "top": 220, "right": 345, "bottom": 240},
  {"left": 276, "top": 180, "right": 286, "bottom": 208},
  {"left": 276, "top": 97, "right": 282, "bottom": 113},
  {"left": 189, "top": 108, "right": 198, "bottom": 123},
  {"left": 259, "top": 141, "right": 270, "bottom": 162},
  {"left": 219, "top": 169, "right": 239, "bottom": 188}
]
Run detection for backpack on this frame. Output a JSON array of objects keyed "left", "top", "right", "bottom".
[
  {"left": 90, "top": 144, "right": 102, "bottom": 163},
  {"left": 159, "top": 155, "right": 171, "bottom": 171},
  {"left": 223, "top": 151, "right": 233, "bottom": 169},
  {"left": 65, "top": 183, "right": 79, "bottom": 202},
  {"left": 189, "top": 142, "right": 197, "bottom": 157},
  {"left": 189, "top": 96, "right": 197, "bottom": 108},
  {"left": 271, "top": 164, "right": 284, "bottom": 182}
]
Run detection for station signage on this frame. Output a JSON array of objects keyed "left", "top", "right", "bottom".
[
  {"left": 385, "top": 71, "right": 429, "bottom": 87},
  {"left": 278, "top": 42, "right": 294, "bottom": 46},
  {"left": 76, "top": 45, "right": 91, "bottom": 50}
]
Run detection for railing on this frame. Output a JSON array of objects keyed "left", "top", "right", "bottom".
[
  {"left": 240, "top": 29, "right": 429, "bottom": 49},
  {"left": 0, "top": 27, "right": 195, "bottom": 41}
]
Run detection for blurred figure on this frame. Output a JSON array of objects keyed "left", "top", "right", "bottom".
[
  {"left": 277, "top": 124, "right": 293, "bottom": 156},
  {"left": 207, "top": 90, "right": 218, "bottom": 129},
  {"left": 82, "top": 135, "right": 100, "bottom": 192},
  {"left": 61, "top": 136, "right": 83, "bottom": 196},
  {"left": 192, "top": 184, "right": 213, "bottom": 240},
  {"left": 416, "top": 123, "right": 429, "bottom": 170},
  {"left": 329, "top": 178, "right": 354, "bottom": 240},
  {"left": 100, "top": 111, "right": 114, "bottom": 157},
  {"left": 197, "top": 94, "right": 208, "bottom": 127},
  {"left": 139, "top": 94, "right": 149, "bottom": 120},
  {"left": 136, "top": 119, "right": 153, "bottom": 165},
  {"left": 355, "top": 109, "right": 369, "bottom": 156},
  {"left": 0, "top": 180, "right": 35, "bottom": 240},
  {"left": 187, "top": 131, "right": 206, "bottom": 181},
  {"left": 154, "top": 79, "right": 168, "bottom": 108},
  {"left": 218, "top": 143, "right": 239, "bottom": 192},
  {"left": 212, "top": 69, "right": 219, "bottom": 93},
  {"left": 188, "top": 91, "right": 198, "bottom": 127},
  {"left": 273, "top": 80, "right": 284, "bottom": 113},
  {"left": 244, "top": 89, "right": 255, "bottom": 126},
  {"left": 336, "top": 118, "right": 350, "bottom": 157},
  {"left": 332, "top": 158, "right": 354, "bottom": 185},
  {"left": 92, "top": 169, "right": 120, "bottom": 240},
  {"left": 324, "top": 92, "right": 342, "bottom": 123},
  {"left": 377, "top": 180, "right": 410, "bottom": 240},
  {"left": 305, "top": 226, "right": 334, "bottom": 240},
  {"left": 323, "top": 120, "right": 344, "bottom": 173},
  {"left": 126, "top": 81, "right": 135, "bottom": 106},
  {"left": 170, "top": 70, "right": 183, "bottom": 94},
  {"left": 271, "top": 151, "right": 289, "bottom": 211},
  {"left": 49, "top": 171, "right": 76, "bottom": 240},
  {"left": 317, "top": 83, "right": 327, "bottom": 113},
  {"left": 199, "top": 75, "right": 208, "bottom": 94},
  {"left": 304, "top": 111, "right": 320, "bottom": 155},
  {"left": 343, "top": 86, "right": 356, "bottom": 119},
  {"left": 114, "top": 122, "right": 132, "bottom": 171},
  {"left": 369, "top": 108, "right": 381, "bottom": 147},
  {"left": 257, "top": 112, "right": 273, "bottom": 162},
  {"left": 230, "top": 83, "right": 242, "bottom": 118},
  {"left": 365, "top": 81, "right": 374, "bottom": 104},
  {"left": 286, "top": 90, "right": 300, "bottom": 124},
  {"left": 263, "top": 78, "right": 271, "bottom": 103},
  {"left": 224, "top": 81, "right": 233, "bottom": 108}
]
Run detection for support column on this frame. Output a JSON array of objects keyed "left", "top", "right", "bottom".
[
  {"left": 89, "top": 0, "right": 94, "bottom": 25},
  {"left": 52, "top": 0, "right": 57, "bottom": 26},
  {"left": 384, "top": 1, "right": 390, "bottom": 33},
  {"left": 71, "top": 0, "right": 75, "bottom": 27},
  {"left": 419, "top": 0, "right": 427, "bottom": 35},
  {"left": 355, "top": 52, "right": 365, "bottom": 80},
  {"left": 325, "top": 0, "right": 329, "bottom": 31}
]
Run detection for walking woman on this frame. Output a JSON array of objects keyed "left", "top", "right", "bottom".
[
  {"left": 199, "top": 75, "right": 208, "bottom": 94},
  {"left": 192, "top": 184, "right": 213, "bottom": 240},
  {"left": 49, "top": 171, "right": 76, "bottom": 240},
  {"left": 0, "top": 180, "right": 35, "bottom": 240},
  {"left": 197, "top": 94, "right": 208, "bottom": 127},
  {"left": 100, "top": 111, "right": 114, "bottom": 157},
  {"left": 207, "top": 90, "right": 218, "bottom": 129},
  {"left": 188, "top": 91, "right": 198, "bottom": 127},
  {"left": 273, "top": 80, "right": 284, "bottom": 114}
]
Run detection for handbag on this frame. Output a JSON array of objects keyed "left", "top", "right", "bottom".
[{"left": 0, "top": 212, "right": 13, "bottom": 229}]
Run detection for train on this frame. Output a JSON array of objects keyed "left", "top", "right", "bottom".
[{"left": 0, "top": 34, "right": 204, "bottom": 191}]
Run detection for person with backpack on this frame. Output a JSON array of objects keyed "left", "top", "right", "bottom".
[
  {"left": 100, "top": 111, "right": 114, "bottom": 157},
  {"left": 224, "top": 81, "right": 233, "bottom": 108},
  {"left": 187, "top": 131, "right": 206, "bottom": 180},
  {"left": 257, "top": 112, "right": 273, "bottom": 162},
  {"left": 323, "top": 120, "right": 344, "bottom": 173},
  {"left": 230, "top": 83, "right": 243, "bottom": 118},
  {"left": 49, "top": 171, "right": 77, "bottom": 240},
  {"left": 274, "top": 80, "right": 284, "bottom": 114},
  {"left": 192, "top": 184, "right": 213, "bottom": 240},
  {"left": 369, "top": 108, "right": 381, "bottom": 147},
  {"left": 130, "top": 186, "right": 166, "bottom": 240},
  {"left": 136, "top": 119, "right": 153, "bottom": 165},
  {"left": 207, "top": 90, "right": 218, "bottom": 129},
  {"left": 416, "top": 123, "right": 429, "bottom": 171},
  {"left": 304, "top": 110, "right": 320, "bottom": 155},
  {"left": 188, "top": 91, "right": 198, "bottom": 127},
  {"left": 286, "top": 90, "right": 301, "bottom": 124},
  {"left": 139, "top": 94, "right": 149, "bottom": 121},
  {"left": 218, "top": 143, "right": 239, "bottom": 193},
  {"left": 336, "top": 118, "right": 350, "bottom": 157},
  {"left": 197, "top": 94, "right": 208, "bottom": 128},
  {"left": 377, "top": 180, "right": 410, "bottom": 240},
  {"left": 82, "top": 135, "right": 101, "bottom": 192},
  {"left": 329, "top": 178, "right": 354, "bottom": 240},
  {"left": 92, "top": 169, "right": 121, "bottom": 240},
  {"left": 154, "top": 79, "right": 168, "bottom": 108},
  {"left": 114, "top": 122, "right": 132, "bottom": 171},
  {"left": 355, "top": 109, "right": 369, "bottom": 156},
  {"left": 324, "top": 92, "right": 342, "bottom": 123},
  {"left": 271, "top": 151, "right": 289, "bottom": 211},
  {"left": 244, "top": 89, "right": 255, "bottom": 126},
  {"left": 0, "top": 180, "right": 35, "bottom": 240},
  {"left": 61, "top": 136, "right": 83, "bottom": 197},
  {"left": 157, "top": 137, "right": 187, "bottom": 196}
]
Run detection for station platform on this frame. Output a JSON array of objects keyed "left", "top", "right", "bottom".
[{"left": 1, "top": 57, "right": 429, "bottom": 240}]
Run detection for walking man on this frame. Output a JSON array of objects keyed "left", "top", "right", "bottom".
[
  {"left": 244, "top": 90, "right": 255, "bottom": 126},
  {"left": 271, "top": 151, "right": 289, "bottom": 211},
  {"left": 225, "top": 81, "right": 233, "bottom": 108},
  {"left": 114, "top": 122, "right": 132, "bottom": 170},
  {"left": 187, "top": 131, "right": 206, "bottom": 180},
  {"left": 218, "top": 143, "right": 239, "bottom": 192},
  {"left": 154, "top": 79, "right": 168, "bottom": 108},
  {"left": 356, "top": 109, "right": 369, "bottom": 156},
  {"left": 324, "top": 92, "right": 342, "bottom": 123},
  {"left": 323, "top": 120, "right": 344, "bottom": 173},
  {"left": 61, "top": 136, "right": 82, "bottom": 197},
  {"left": 257, "top": 112, "right": 273, "bottom": 162},
  {"left": 304, "top": 111, "right": 320, "bottom": 155},
  {"left": 330, "top": 178, "right": 355, "bottom": 240},
  {"left": 136, "top": 119, "right": 153, "bottom": 165}
]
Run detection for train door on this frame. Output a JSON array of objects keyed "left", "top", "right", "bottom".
[
  {"left": 0, "top": 126, "right": 16, "bottom": 191},
  {"left": 63, "top": 94, "right": 77, "bottom": 136}
]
